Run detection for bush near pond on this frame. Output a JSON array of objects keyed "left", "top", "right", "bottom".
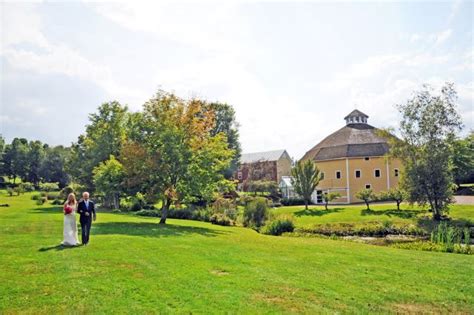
[
  {"left": 262, "top": 215, "right": 295, "bottom": 235},
  {"left": 297, "top": 221, "right": 427, "bottom": 237}
]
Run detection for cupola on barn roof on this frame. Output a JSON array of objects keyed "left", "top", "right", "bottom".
[{"left": 301, "top": 110, "right": 393, "bottom": 161}]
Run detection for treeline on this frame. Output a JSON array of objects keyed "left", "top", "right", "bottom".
[
  {"left": 0, "top": 138, "right": 69, "bottom": 187},
  {"left": 0, "top": 90, "right": 241, "bottom": 223}
]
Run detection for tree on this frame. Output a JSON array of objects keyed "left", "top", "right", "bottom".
[
  {"left": 387, "top": 83, "right": 463, "bottom": 220},
  {"left": 67, "top": 101, "right": 129, "bottom": 190},
  {"left": 39, "top": 146, "right": 70, "bottom": 188},
  {"left": 291, "top": 160, "right": 321, "bottom": 210},
  {"left": 26, "top": 140, "right": 45, "bottom": 187},
  {"left": 205, "top": 102, "right": 241, "bottom": 179},
  {"left": 2, "top": 138, "right": 29, "bottom": 183},
  {"left": 93, "top": 155, "right": 125, "bottom": 209},
  {"left": 129, "top": 91, "right": 233, "bottom": 224},
  {"left": 452, "top": 132, "right": 474, "bottom": 185},
  {"left": 355, "top": 188, "right": 376, "bottom": 210},
  {"left": 322, "top": 191, "right": 341, "bottom": 210},
  {"left": 379, "top": 188, "right": 408, "bottom": 210}
]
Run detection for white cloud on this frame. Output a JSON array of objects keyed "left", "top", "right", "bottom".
[
  {"left": 434, "top": 29, "right": 452, "bottom": 46},
  {"left": 447, "top": 0, "right": 463, "bottom": 25}
]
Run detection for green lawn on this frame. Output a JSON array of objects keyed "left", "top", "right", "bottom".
[
  {"left": 273, "top": 203, "right": 474, "bottom": 228},
  {"left": 1, "top": 192, "right": 473, "bottom": 313}
]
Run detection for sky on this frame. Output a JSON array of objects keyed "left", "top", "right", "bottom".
[{"left": 1, "top": 0, "right": 473, "bottom": 159}]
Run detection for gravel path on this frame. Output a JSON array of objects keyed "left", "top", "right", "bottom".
[{"left": 454, "top": 196, "right": 474, "bottom": 205}]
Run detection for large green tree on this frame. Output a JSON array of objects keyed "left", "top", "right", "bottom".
[
  {"left": 67, "top": 101, "right": 129, "bottom": 190},
  {"left": 205, "top": 102, "right": 241, "bottom": 179},
  {"left": 291, "top": 160, "right": 321, "bottom": 210},
  {"left": 389, "top": 83, "right": 463, "bottom": 220},
  {"left": 93, "top": 155, "right": 125, "bottom": 209},
  {"left": 452, "top": 132, "right": 474, "bottom": 185},
  {"left": 39, "top": 146, "right": 70, "bottom": 188},
  {"left": 26, "top": 141, "right": 45, "bottom": 187},
  {"left": 2, "top": 138, "right": 29, "bottom": 183}
]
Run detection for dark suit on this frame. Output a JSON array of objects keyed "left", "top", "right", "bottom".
[{"left": 77, "top": 199, "right": 95, "bottom": 245}]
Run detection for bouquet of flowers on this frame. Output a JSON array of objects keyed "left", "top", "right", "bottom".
[{"left": 63, "top": 204, "right": 73, "bottom": 215}]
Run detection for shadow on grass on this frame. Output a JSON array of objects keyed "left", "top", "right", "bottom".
[
  {"left": 39, "top": 244, "right": 82, "bottom": 252},
  {"left": 294, "top": 208, "right": 343, "bottom": 217},
  {"left": 361, "top": 208, "right": 423, "bottom": 219},
  {"left": 31, "top": 205, "right": 62, "bottom": 214},
  {"left": 92, "top": 221, "right": 227, "bottom": 238}
]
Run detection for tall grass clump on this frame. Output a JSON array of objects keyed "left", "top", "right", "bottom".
[{"left": 430, "top": 222, "right": 471, "bottom": 254}]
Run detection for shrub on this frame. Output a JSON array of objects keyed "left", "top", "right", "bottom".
[
  {"left": 51, "top": 199, "right": 63, "bottom": 205},
  {"left": 6, "top": 187, "right": 14, "bottom": 196},
  {"left": 297, "top": 222, "right": 426, "bottom": 237},
  {"left": 135, "top": 210, "right": 160, "bottom": 217},
  {"left": 212, "top": 197, "right": 237, "bottom": 220},
  {"left": 39, "top": 182, "right": 60, "bottom": 192},
  {"left": 13, "top": 187, "right": 24, "bottom": 196},
  {"left": 210, "top": 213, "right": 233, "bottom": 226},
  {"left": 120, "top": 193, "right": 146, "bottom": 211},
  {"left": 167, "top": 208, "right": 194, "bottom": 220},
  {"left": 19, "top": 182, "right": 35, "bottom": 192},
  {"left": 243, "top": 197, "right": 268, "bottom": 228},
  {"left": 262, "top": 216, "right": 295, "bottom": 235},
  {"left": 31, "top": 194, "right": 41, "bottom": 200},
  {"left": 281, "top": 197, "right": 306, "bottom": 206},
  {"left": 60, "top": 186, "right": 74, "bottom": 200},
  {"left": 36, "top": 197, "right": 47, "bottom": 205}
]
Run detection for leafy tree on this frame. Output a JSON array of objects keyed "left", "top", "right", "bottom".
[
  {"left": 39, "top": 146, "right": 70, "bottom": 188},
  {"left": 387, "top": 83, "right": 463, "bottom": 220},
  {"left": 26, "top": 140, "right": 45, "bottom": 187},
  {"left": 322, "top": 191, "right": 341, "bottom": 210},
  {"left": 379, "top": 188, "right": 408, "bottom": 210},
  {"left": 355, "top": 188, "right": 376, "bottom": 210},
  {"left": 129, "top": 91, "right": 233, "bottom": 224},
  {"left": 452, "top": 132, "right": 474, "bottom": 185},
  {"left": 291, "top": 160, "right": 321, "bottom": 210},
  {"left": 205, "top": 102, "right": 241, "bottom": 179},
  {"left": 93, "top": 155, "right": 125, "bottom": 209},
  {"left": 2, "top": 138, "right": 29, "bottom": 183},
  {"left": 67, "top": 101, "right": 129, "bottom": 190}
]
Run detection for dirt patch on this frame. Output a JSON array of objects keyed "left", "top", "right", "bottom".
[
  {"left": 392, "top": 302, "right": 471, "bottom": 314},
  {"left": 210, "top": 269, "right": 229, "bottom": 276}
]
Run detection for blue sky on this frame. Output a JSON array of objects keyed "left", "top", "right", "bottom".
[{"left": 1, "top": 1, "right": 472, "bottom": 159}]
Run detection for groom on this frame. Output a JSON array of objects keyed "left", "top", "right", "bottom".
[{"left": 77, "top": 192, "right": 96, "bottom": 246}]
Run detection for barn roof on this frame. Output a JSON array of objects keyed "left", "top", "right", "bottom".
[
  {"left": 241, "top": 149, "right": 288, "bottom": 164},
  {"left": 301, "top": 121, "right": 393, "bottom": 161}
]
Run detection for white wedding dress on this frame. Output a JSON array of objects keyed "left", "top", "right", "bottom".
[{"left": 62, "top": 204, "right": 79, "bottom": 246}]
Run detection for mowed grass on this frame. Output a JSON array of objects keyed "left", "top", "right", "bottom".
[
  {"left": 273, "top": 203, "right": 474, "bottom": 228},
  {"left": 1, "top": 192, "right": 474, "bottom": 313}
]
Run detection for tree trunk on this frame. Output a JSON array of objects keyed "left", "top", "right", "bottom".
[
  {"left": 160, "top": 198, "right": 171, "bottom": 224},
  {"left": 304, "top": 200, "right": 308, "bottom": 210},
  {"left": 325, "top": 202, "right": 328, "bottom": 210},
  {"left": 396, "top": 201, "right": 400, "bottom": 211},
  {"left": 366, "top": 201, "right": 370, "bottom": 210}
]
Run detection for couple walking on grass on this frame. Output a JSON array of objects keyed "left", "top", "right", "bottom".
[{"left": 62, "top": 192, "right": 96, "bottom": 246}]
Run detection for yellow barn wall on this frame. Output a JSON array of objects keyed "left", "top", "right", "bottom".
[
  {"left": 314, "top": 157, "right": 402, "bottom": 204},
  {"left": 276, "top": 155, "right": 293, "bottom": 183}
]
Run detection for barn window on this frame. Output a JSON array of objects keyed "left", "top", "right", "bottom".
[
  {"left": 374, "top": 169, "right": 381, "bottom": 177},
  {"left": 365, "top": 184, "right": 371, "bottom": 189},
  {"left": 336, "top": 171, "right": 341, "bottom": 179},
  {"left": 320, "top": 172, "right": 325, "bottom": 180},
  {"left": 364, "top": 157, "right": 370, "bottom": 161},
  {"left": 394, "top": 169, "right": 399, "bottom": 177},
  {"left": 355, "top": 170, "right": 361, "bottom": 178}
]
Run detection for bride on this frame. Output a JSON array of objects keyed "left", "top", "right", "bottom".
[{"left": 62, "top": 193, "right": 79, "bottom": 246}]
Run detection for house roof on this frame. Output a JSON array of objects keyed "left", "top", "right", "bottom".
[
  {"left": 240, "top": 149, "right": 287, "bottom": 164},
  {"left": 301, "top": 123, "right": 393, "bottom": 161},
  {"left": 344, "top": 109, "right": 369, "bottom": 120}
]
